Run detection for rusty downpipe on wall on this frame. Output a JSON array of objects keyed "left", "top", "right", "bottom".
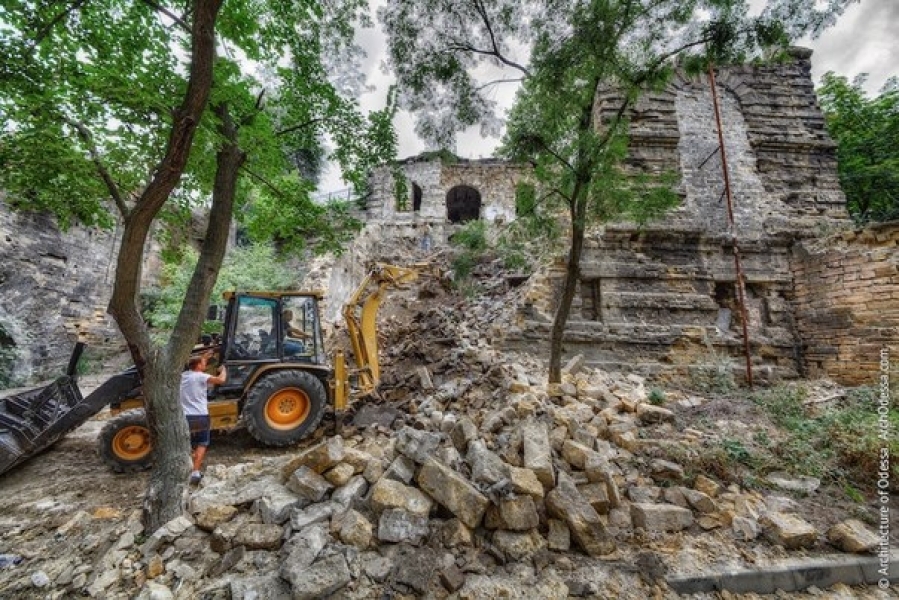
[{"left": 708, "top": 64, "right": 754, "bottom": 388}]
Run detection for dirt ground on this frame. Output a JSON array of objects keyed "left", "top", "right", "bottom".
[
  {"left": 0, "top": 374, "right": 897, "bottom": 600},
  {"left": 0, "top": 408, "right": 293, "bottom": 530}
]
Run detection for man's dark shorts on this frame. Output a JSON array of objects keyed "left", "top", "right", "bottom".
[{"left": 186, "top": 415, "right": 211, "bottom": 447}]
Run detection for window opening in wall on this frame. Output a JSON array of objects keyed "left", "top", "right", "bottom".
[
  {"left": 412, "top": 182, "right": 422, "bottom": 212},
  {"left": 714, "top": 281, "right": 735, "bottom": 332},
  {"left": 580, "top": 278, "right": 602, "bottom": 322},
  {"left": 446, "top": 185, "right": 481, "bottom": 223},
  {"left": 580, "top": 279, "right": 602, "bottom": 321}
]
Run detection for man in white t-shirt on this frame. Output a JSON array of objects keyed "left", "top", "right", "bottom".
[{"left": 180, "top": 353, "right": 227, "bottom": 484}]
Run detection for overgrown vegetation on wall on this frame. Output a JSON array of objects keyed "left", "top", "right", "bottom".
[{"left": 447, "top": 218, "right": 547, "bottom": 295}]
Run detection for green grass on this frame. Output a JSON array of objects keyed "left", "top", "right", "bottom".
[
  {"left": 750, "top": 384, "right": 899, "bottom": 491},
  {"left": 688, "top": 341, "right": 737, "bottom": 393},
  {"left": 659, "top": 383, "right": 898, "bottom": 501},
  {"left": 451, "top": 220, "right": 488, "bottom": 252}
]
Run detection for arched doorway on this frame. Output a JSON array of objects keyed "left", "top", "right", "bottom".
[
  {"left": 412, "top": 182, "right": 422, "bottom": 212},
  {"left": 446, "top": 185, "right": 481, "bottom": 223}
]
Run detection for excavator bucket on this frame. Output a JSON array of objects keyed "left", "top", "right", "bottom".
[
  {"left": 0, "top": 375, "right": 84, "bottom": 475},
  {"left": 0, "top": 343, "right": 141, "bottom": 476}
]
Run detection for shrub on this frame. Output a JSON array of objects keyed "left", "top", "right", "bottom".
[
  {"left": 648, "top": 387, "right": 666, "bottom": 405},
  {"left": 451, "top": 220, "right": 488, "bottom": 252}
]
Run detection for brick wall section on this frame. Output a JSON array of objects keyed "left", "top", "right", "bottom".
[{"left": 792, "top": 222, "right": 899, "bottom": 386}]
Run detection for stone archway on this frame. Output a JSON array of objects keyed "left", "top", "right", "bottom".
[
  {"left": 446, "top": 185, "right": 481, "bottom": 223},
  {"left": 412, "top": 182, "right": 422, "bottom": 212}
]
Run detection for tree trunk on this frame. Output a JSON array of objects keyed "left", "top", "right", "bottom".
[
  {"left": 548, "top": 210, "right": 586, "bottom": 384},
  {"left": 142, "top": 354, "right": 191, "bottom": 532},
  {"left": 548, "top": 95, "right": 597, "bottom": 384},
  {"left": 102, "top": 0, "right": 224, "bottom": 533},
  {"left": 141, "top": 103, "right": 245, "bottom": 531}
]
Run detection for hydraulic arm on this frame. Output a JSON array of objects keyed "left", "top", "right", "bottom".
[{"left": 335, "top": 263, "right": 419, "bottom": 408}]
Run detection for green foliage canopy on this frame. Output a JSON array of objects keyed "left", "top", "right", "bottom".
[
  {"left": 0, "top": 1, "right": 400, "bottom": 529},
  {"left": 145, "top": 243, "right": 297, "bottom": 338},
  {"left": 817, "top": 72, "right": 899, "bottom": 223},
  {"left": 0, "top": 0, "right": 397, "bottom": 246}
]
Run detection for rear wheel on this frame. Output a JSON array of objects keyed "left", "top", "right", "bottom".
[
  {"left": 243, "top": 370, "right": 326, "bottom": 446},
  {"left": 99, "top": 409, "right": 154, "bottom": 473}
]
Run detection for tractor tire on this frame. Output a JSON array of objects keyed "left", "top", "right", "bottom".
[
  {"left": 99, "top": 409, "right": 154, "bottom": 473},
  {"left": 243, "top": 370, "right": 326, "bottom": 446}
]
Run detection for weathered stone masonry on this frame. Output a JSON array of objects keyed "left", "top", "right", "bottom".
[
  {"left": 365, "top": 157, "right": 530, "bottom": 248},
  {"left": 792, "top": 222, "right": 899, "bottom": 386},
  {"left": 4, "top": 49, "right": 894, "bottom": 387},
  {"left": 500, "top": 49, "right": 853, "bottom": 382},
  {"left": 0, "top": 194, "right": 234, "bottom": 386},
  {"left": 0, "top": 200, "right": 123, "bottom": 385},
  {"left": 363, "top": 49, "right": 896, "bottom": 385}
]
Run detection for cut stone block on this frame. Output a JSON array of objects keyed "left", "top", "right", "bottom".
[
  {"left": 521, "top": 421, "right": 554, "bottom": 488},
  {"left": 284, "top": 553, "right": 351, "bottom": 600},
  {"left": 492, "top": 529, "right": 547, "bottom": 561},
  {"left": 417, "top": 458, "right": 489, "bottom": 529},
  {"left": 545, "top": 471, "right": 615, "bottom": 556},
  {"left": 286, "top": 465, "right": 333, "bottom": 503},
  {"left": 467, "top": 439, "right": 510, "bottom": 485},
  {"left": 508, "top": 466, "right": 544, "bottom": 499},
  {"left": 498, "top": 495, "right": 541, "bottom": 531},
  {"left": 547, "top": 519, "right": 571, "bottom": 551},
  {"left": 233, "top": 523, "right": 283, "bottom": 551},
  {"left": 395, "top": 427, "right": 442, "bottom": 464},
  {"left": 630, "top": 503, "right": 694, "bottom": 532},
  {"left": 338, "top": 509, "right": 373, "bottom": 549},
  {"left": 281, "top": 437, "right": 344, "bottom": 479},
  {"left": 827, "top": 519, "right": 880, "bottom": 553},
  {"left": 377, "top": 508, "right": 429, "bottom": 545},
  {"left": 370, "top": 477, "right": 433, "bottom": 517},
  {"left": 576, "top": 482, "right": 610, "bottom": 515},
  {"left": 760, "top": 512, "right": 818, "bottom": 550}
]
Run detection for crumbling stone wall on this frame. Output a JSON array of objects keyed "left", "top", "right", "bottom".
[
  {"left": 358, "top": 49, "right": 885, "bottom": 385},
  {"left": 792, "top": 222, "right": 899, "bottom": 386},
  {"left": 501, "top": 49, "right": 851, "bottom": 383},
  {"left": 0, "top": 201, "right": 124, "bottom": 385},
  {"left": 0, "top": 194, "right": 241, "bottom": 386},
  {"left": 365, "top": 156, "right": 528, "bottom": 248}
]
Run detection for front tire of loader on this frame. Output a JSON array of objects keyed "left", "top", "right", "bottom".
[
  {"left": 244, "top": 370, "right": 326, "bottom": 446},
  {"left": 99, "top": 409, "right": 154, "bottom": 473}
]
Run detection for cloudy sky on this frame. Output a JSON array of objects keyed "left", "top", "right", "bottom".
[
  {"left": 799, "top": 0, "right": 898, "bottom": 93},
  {"left": 318, "top": 0, "right": 898, "bottom": 193}
]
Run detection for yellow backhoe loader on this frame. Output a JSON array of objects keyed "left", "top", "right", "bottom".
[{"left": 0, "top": 263, "right": 420, "bottom": 475}]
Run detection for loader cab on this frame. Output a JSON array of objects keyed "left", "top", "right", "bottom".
[{"left": 218, "top": 292, "right": 326, "bottom": 392}]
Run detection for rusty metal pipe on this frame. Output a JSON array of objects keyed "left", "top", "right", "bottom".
[{"left": 708, "top": 64, "right": 754, "bottom": 388}]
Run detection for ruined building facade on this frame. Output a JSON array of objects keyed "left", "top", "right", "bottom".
[
  {"left": 2, "top": 50, "right": 895, "bottom": 388},
  {"left": 365, "top": 49, "right": 898, "bottom": 386}
]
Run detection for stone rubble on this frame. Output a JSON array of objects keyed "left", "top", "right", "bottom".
[{"left": 0, "top": 249, "right": 889, "bottom": 599}]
